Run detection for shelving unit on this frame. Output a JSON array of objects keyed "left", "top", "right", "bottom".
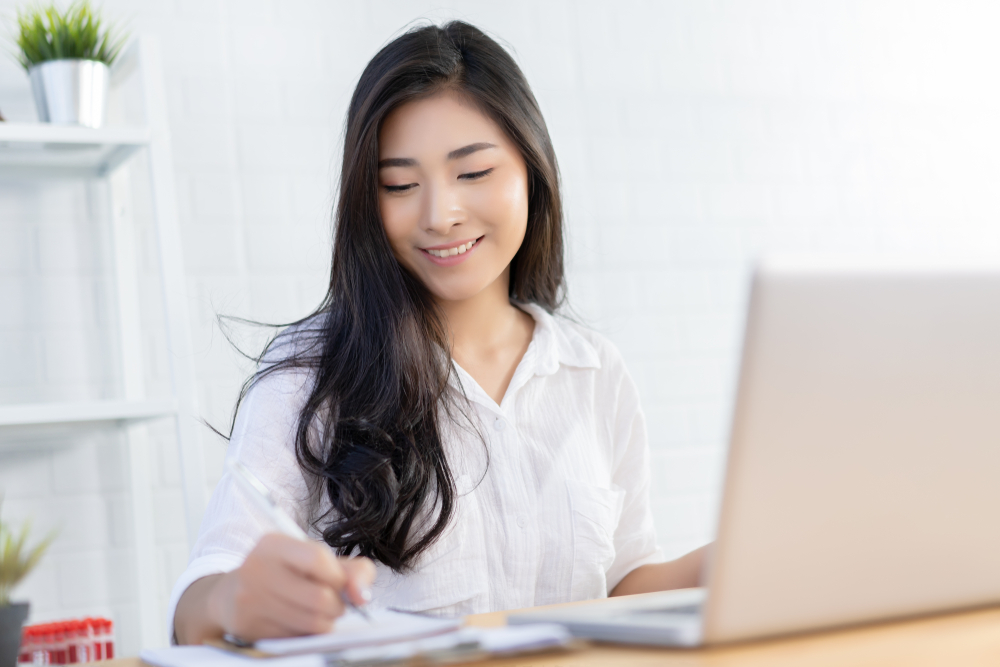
[
  {"left": 0, "top": 400, "right": 178, "bottom": 455},
  {"left": 0, "top": 400, "right": 178, "bottom": 427},
  {"left": 0, "top": 123, "right": 150, "bottom": 175},
  {"left": 0, "top": 37, "right": 204, "bottom": 650}
]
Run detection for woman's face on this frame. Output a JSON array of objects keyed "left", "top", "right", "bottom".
[{"left": 377, "top": 89, "right": 530, "bottom": 303}]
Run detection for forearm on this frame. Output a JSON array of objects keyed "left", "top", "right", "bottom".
[
  {"left": 173, "top": 574, "right": 227, "bottom": 645},
  {"left": 610, "top": 544, "right": 708, "bottom": 597}
]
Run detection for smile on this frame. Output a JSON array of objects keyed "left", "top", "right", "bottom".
[
  {"left": 424, "top": 238, "right": 479, "bottom": 258},
  {"left": 420, "top": 237, "right": 483, "bottom": 266}
]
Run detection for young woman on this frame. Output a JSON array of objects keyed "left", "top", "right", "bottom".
[{"left": 171, "top": 21, "right": 706, "bottom": 645}]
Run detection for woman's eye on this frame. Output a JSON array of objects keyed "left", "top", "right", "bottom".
[
  {"left": 383, "top": 183, "right": 416, "bottom": 193},
  {"left": 459, "top": 168, "right": 494, "bottom": 181}
]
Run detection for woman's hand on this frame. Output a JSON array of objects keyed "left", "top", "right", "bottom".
[
  {"left": 175, "top": 533, "right": 377, "bottom": 645},
  {"left": 610, "top": 543, "right": 712, "bottom": 597}
]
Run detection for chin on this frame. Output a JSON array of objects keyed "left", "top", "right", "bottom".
[
  {"left": 418, "top": 271, "right": 493, "bottom": 303},
  {"left": 426, "top": 283, "right": 488, "bottom": 303}
]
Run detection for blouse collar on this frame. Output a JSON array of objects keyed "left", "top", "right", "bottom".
[
  {"left": 516, "top": 302, "right": 602, "bottom": 377},
  {"left": 447, "top": 302, "right": 602, "bottom": 412}
]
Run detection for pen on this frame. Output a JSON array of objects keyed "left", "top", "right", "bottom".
[{"left": 228, "top": 459, "right": 373, "bottom": 623}]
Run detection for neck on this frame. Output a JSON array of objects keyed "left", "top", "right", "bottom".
[{"left": 438, "top": 268, "right": 520, "bottom": 355}]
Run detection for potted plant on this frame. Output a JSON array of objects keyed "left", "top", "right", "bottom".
[
  {"left": 0, "top": 504, "right": 53, "bottom": 667},
  {"left": 14, "top": 1, "right": 127, "bottom": 128}
]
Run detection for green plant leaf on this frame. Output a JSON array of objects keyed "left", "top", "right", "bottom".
[
  {"left": 12, "top": 1, "right": 128, "bottom": 70},
  {"left": 0, "top": 501, "right": 56, "bottom": 606}
]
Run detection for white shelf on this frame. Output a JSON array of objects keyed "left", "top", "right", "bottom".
[
  {"left": 1, "top": 39, "right": 205, "bottom": 648},
  {"left": 0, "top": 122, "right": 150, "bottom": 145},
  {"left": 0, "top": 399, "right": 177, "bottom": 450},
  {"left": 0, "top": 122, "right": 150, "bottom": 175},
  {"left": 0, "top": 399, "right": 176, "bottom": 427}
]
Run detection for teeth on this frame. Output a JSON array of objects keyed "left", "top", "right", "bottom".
[{"left": 427, "top": 240, "right": 476, "bottom": 258}]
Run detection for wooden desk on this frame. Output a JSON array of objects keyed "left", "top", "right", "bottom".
[
  {"left": 107, "top": 597, "right": 1000, "bottom": 667},
  {"left": 465, "top": 597, "right": 1000, "bottom": 666}
]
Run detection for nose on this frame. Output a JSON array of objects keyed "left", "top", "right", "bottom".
[{"left": 422, "top": 177, "right": 466, "bottom": 235}]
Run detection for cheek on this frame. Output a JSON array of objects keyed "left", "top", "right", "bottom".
[
  {"left": 479, "top": 171, "right": 529, "bottom": 241},
  {"left": 379, "top": 196, "right": 417, "bottom": 256}
]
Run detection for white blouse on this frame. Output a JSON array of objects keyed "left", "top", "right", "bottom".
[{"left": 166, "top": 303, "right": 665, "bottom": 633}]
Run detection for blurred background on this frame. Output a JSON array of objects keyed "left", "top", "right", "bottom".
[{"left": 1, "top": 0, "right": 1000, "bottom": 654}]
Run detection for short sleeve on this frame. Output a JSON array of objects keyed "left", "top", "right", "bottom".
[
  {"left": 165, "top": 349, "right": 318, "bottom": 642},
  {"left": 604, "top": 362, "right": 667, "bottom": 592}
]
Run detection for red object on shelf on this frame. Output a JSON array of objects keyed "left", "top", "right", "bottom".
[
  {"left": 67, "top": 620, "right": 90, "bottom": 664},
  {"left": 19, "top": 616, "right": 116, "bottom": 664},
  {"left": 103, "top": 619, "right": 114, "bottom": 660},
  {"left": 67, "top": 622, "right": 79, "bottom": 664},
  {"left": 17, "top": 627, "right": 35, "bottom": 663},
  {"left": 54, "top": 623, "right": 67, "bottom": 665},
  {"left": 83, "top": 618, "right": 98, "bottom": 662},
  {"left": 44, "top": 624, "right": 57, "bottom": 665},
  {"left": 87, "top": 618, "right": 102, "bottom": 661}
]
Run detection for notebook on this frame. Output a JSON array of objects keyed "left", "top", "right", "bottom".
[
  {"left": 254, "top": 610, "right": 460, "bottom": 655},
  {"left": 141, "top": 610, "right": 574, "bottom": 667}
]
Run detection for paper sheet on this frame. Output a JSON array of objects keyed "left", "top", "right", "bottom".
[
  {"left": 140, "top": 623, "right": 572, "bottom": 667},
  {"left": 329, "top": 624, "right": 571, "bottom": 664},
  {"left": 141, "top": 646, "right": 322, "bottom": 667},
  {"left": 253, "top": 610, "right": 462, "bottom": 655}
]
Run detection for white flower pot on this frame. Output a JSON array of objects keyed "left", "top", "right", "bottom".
[{"left": 28, "top": 59, "right": 109, "bottom": 128}]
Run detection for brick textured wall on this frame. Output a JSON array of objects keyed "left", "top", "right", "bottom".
[{"left": 1, "top": 0, "right": 999, "bottom": 652}]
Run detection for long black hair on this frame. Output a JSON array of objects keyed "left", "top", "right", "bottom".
[{"left": 231, "top": 21, "right": 565, "bottom": 571}]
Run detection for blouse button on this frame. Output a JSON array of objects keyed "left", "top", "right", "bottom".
[
  {"left": 494, "top": 417, "right": 506, "bottom": 431},
  {"left": 516, "top": 515, "right": 527, "bottom": 528}
]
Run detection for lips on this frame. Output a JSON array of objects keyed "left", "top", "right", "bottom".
[
  {"left": 425, "top": 239, "right": 476, "bottom": 258},
  {"left": 420, "top": 236, "right": 483, "bottom": 266}
]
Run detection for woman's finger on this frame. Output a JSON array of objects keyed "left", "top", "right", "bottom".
[
  {"left": 340, "top": 557, "right": 377, "bottom": 606},
  {"left": 258, "top": 592, "right": 339, "bottom": 637},
  {"left": 231, "top": 592, "right": 336, "bottom": 640},
  {"left": 264, "top": 564, "right": 344, "bottom": 620},
  {"left": 272, "top": 537, "right": 348, "bottom": 590},
  {"left": 232, "top": 534, "right": 350, "bottom": 637}
]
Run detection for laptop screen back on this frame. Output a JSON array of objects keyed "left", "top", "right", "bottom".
[{"left": 703, "top": 261, "right": 1000, "bottom": 643}]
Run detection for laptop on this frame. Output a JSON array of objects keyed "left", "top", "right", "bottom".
[{"left": 509, "top": 259, "right": 1000, "bottom": 646}]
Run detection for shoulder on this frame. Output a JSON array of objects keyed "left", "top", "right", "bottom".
[
  {"left": 523, "top": 306, "right": 647, "bottom": 469},
  {"left": 524, "top": 303, "right": 631, "bottom": 383},
  {"left": 519, "top": 302, "right": 640, "bottom": 408},
  {"left": 228, "top": 316, "right": 326, "bottom": 471},
  {"left": 259, "top": 311, "right": 329, "bottom": 369},
  {"left": 234, "top": 312, "right": 329, "bottom": 413},
  {"left": 554, "top": 316, "right": 630, "bottom": 377},
  {"left": 553, "top": 316, "right": 640, "bottom": 415}
]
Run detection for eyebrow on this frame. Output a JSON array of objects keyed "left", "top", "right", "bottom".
[
  {"left": 378, "top": 142, "right": 497, "bottom": 169},
  {"left": 447, "top": 142, "right": 496, "bottom": 160}
]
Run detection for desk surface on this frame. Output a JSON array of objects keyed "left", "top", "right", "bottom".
[{"left": 111, "top": 596, "right": 1000, "bottom": 667}]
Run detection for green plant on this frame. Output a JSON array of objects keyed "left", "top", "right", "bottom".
[
  {"left": 0, "top": 501, "right": 55, "bottom": 606},
  {"left": 13, "top": 1, "right": 128, "bottom": 71}
]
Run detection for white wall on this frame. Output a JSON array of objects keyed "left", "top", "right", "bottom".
[{"left": 2, "top": 0, "right": 1000, "bottom": 652}]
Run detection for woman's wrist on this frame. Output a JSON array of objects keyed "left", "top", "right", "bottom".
[
  {"left": 175, "top": 573, "right": 227, "bottom": 645},
  {"left": 205, "top": 571, "right": 235, "bottom": 638},
  {"left": 611, "top": 545, "right": 710, "bottom": 597}
]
